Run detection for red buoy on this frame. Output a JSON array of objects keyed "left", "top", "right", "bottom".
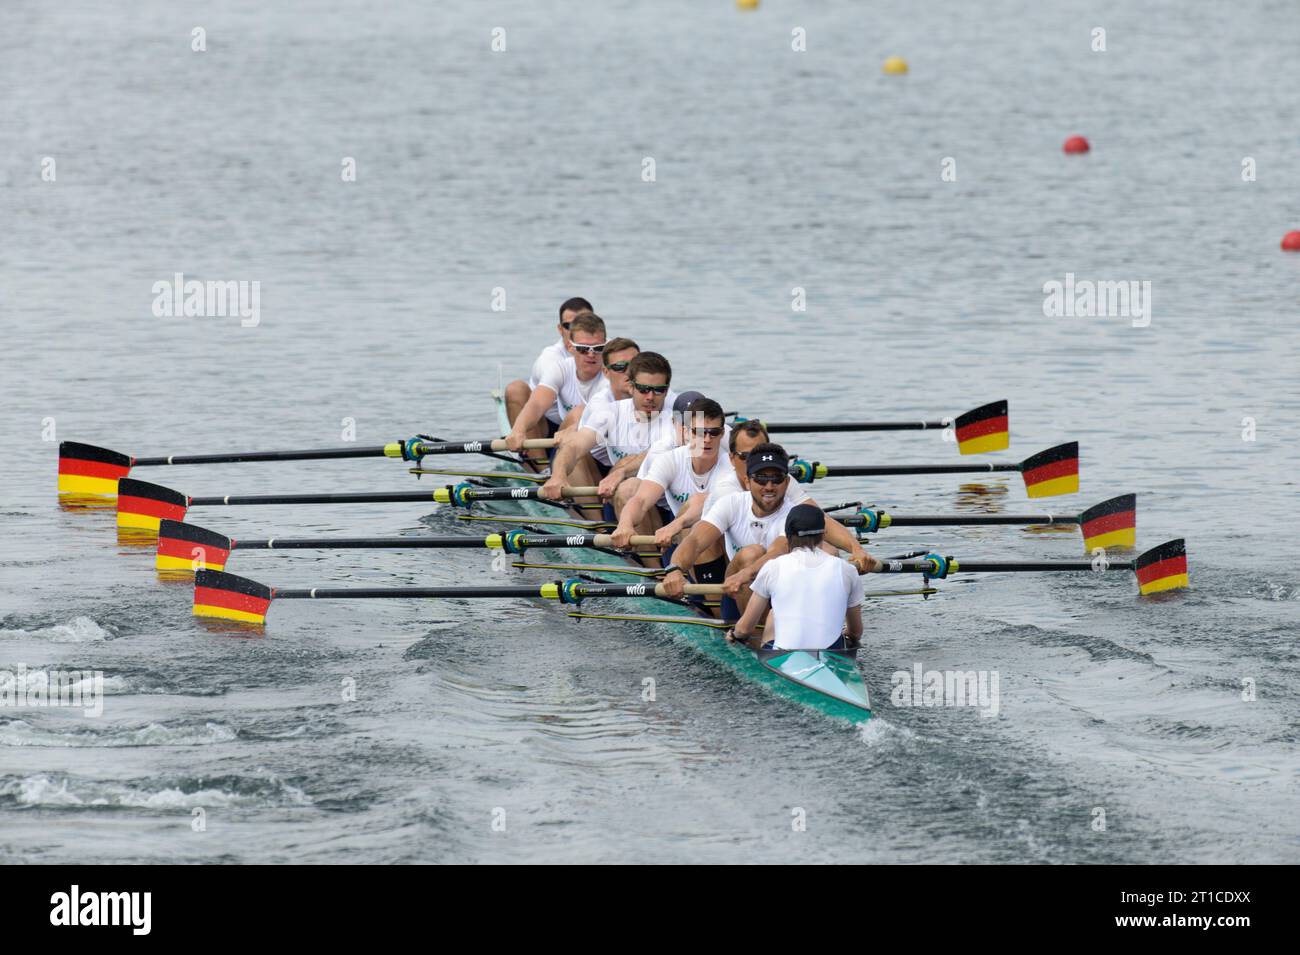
[
  {"left": 1282, "top": 231, "right": 1300, "bottom": 251},
  {"left": 1063, "top": 135, "right": 1090, "bottom": 154}
]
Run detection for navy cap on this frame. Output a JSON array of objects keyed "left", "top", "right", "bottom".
[
  {"left": 746, "top": 444, "right": 790, "bottom": 477},
  {"left": 672, "top": 391, "right": 707, "bottom": 415},
  {"left": 785, "top": 503, "right": 825, "bottom": 537}
]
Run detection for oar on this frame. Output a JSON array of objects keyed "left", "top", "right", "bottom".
[
  {"left": 57, "top": 436, "right": 556, "bottom": 502},
  {"left": 844, "top": 494, "right": 1135, "bottom": 552},
  {"left": 732, "top": 400, "right": 1009, "bottom": 455},
  {"left": 874, "top": 538, "right": 1188, "bottom": 596},
  {"left": 114, "top": 478, "right": 596, "bottom": 537},
  {"left": 192, "top": 569, "right": 721, "bottom": 625},
  {"left": 155, "top": 520, "right": 661, "bottom": 573},
  {"left": 791, "top": 442, "right": 1079, "bottom": 498}
]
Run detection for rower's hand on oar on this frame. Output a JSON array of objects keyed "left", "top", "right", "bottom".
[
  {"left": 609, "top": 524, "right": 635, "bottom": 550},
  {"left": 596, "top": 473, "right": 621, "bottom": 500},
  {"left": 847, "top": 547, "right": 875, "bottom": 575},
  {"left": 653, "top": 524, "right": 677, "bottom": 548},
  {"left": 722, "top": 569, "right": 753, "bottom": 596},
  {"left": 539, "top": 476, "right": 565, "bottom": 500},
  {"left": 503, "top": 429, "right": 527, "bottom": 453},
  {"left": 661, "top": 568, "right": 687, "bottom": 598}
]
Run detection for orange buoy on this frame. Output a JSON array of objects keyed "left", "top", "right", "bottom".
[
  {"left": 1282, "top": 231, "right": 1300, "bottom": 251},
  {"left": 1063, "top": 135, "right": 1090, "bottom": 154}
]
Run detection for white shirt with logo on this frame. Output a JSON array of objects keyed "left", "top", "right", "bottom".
[
  {"left": 579, "top": 396, "right": 680, "bottom": 467},
  {"left": 637, "top": 445, "right": 742, "bottom": 517},
  {"left": 700, "top": 483, "right": 811, "bottom": 559},
  {"left": 536, "top": 356, "right": 605, "bottom": 424},
  {"left": 750, "top": 548, "right": 864, "bottom": 650},
  {"left": 528, "top": 339, "right": 571, "bottom": 424}
]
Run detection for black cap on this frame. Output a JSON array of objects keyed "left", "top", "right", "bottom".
[
  {"left": 672, "top": 391, "right": 707, "bottom": 415},
  {"left": 785, "top": 503, "right": 825, "bottom": 537},
  {"left": 746, "top": 445, "right": 790, "bottom": 477}
]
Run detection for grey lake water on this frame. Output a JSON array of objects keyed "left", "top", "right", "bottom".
[{"left": 1, "top": 0, "right": 1298, "bottom": 863}]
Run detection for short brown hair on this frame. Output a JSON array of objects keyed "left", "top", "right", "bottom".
[
  {"left": 627, "top": 351, "right": 671, "bottom": 384},
  {"left": 559, "top": 297, "right": 593, "bottom": 318},
  {"left": 568, "top": 311, "right": 606, "bottom": 338},
  {"left": 729, "top": 420, "right": 769, "bottom": 454},
  {"left": 603, "top": 337, "right": 639, "bottom": 364}
]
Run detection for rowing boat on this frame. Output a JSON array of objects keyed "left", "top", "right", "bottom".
[{"left": 483, "top": 391, "right": 876, "bottom": 724}]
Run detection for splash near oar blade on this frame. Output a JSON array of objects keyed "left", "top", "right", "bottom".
[
  {"left": 117, "top": 479, "right": 189, "bottom": 533},
  {"left": 1079, "top": 494, "right": 1136, "bottom": 551},
  {"left": 1134, "top": 538, "right": 1188, "bottom": 595},
  {"left": 1021, "top": 442, "right": 1079, "bottom": 498},
  {"left": 194, "top": 569, "right": 274, "bottom": 624},
  {"left": 954, "top": 400, "right": 1009, "bottom": 455},
  {"left": 58, "top": 442, "right": 133, "bottom": 502},
  {"left": 157, "top": 520, "right": 232, "bottom": 572}
]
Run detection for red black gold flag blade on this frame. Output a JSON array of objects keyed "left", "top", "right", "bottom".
[
  {"left": 58, "top": 442, "right": 133, "bottom": 502},
  {"left": 953, "top": 400, "right": 1009, "bottom": 455},
  {"left": 1134, "top": 539, "right": 1189, "bottom": 595},
  {"left": 1021, "top": 442, "right": 1079, "bottom": 498},
  {"left": 117, "top": 478, "right": 190, "bottom": 534},
  {"left": 1078, "top": 494, "right": 1136, "bottom": 551},
  {"left": 157, "top": 520, "right": 231, "bottom": 573},
  {"left": 193, "top": 569, "right": 274, "bottom": 624}
]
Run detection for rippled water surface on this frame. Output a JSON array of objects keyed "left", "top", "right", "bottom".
[{"left": 2, "top": 0, "right": 1298, "bottom": 863}]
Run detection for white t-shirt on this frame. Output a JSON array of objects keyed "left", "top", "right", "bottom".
[
  {"left": 536, "top": 356, "right": 605, "bottom": 424},
  {"left": 528, "top": 339, "right": 570, "bottom": 423},
  {"left": 750, "top": 548, "right": 864, "bottom": 651},
  {"left": 579, "top": 397, "right": 680, "bottom": 468},
  {"left": 636, "top": 445, "right": 742, "bottom": 517},
  {"left": 700, "top": 484, "right": 811, "bottom": 559}
]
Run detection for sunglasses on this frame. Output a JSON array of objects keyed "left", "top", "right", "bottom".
[
  {"left": 691, "top": 427, "right": 725, "bottom": 437},
  {"left": 573, "top": 342, "right": 606, "bottom": 355},
  {"left": 632, "top": 383, "right": 669, "bottom": 395},
  {"left": 750, "top": 472, "right": 787, "bottom": 486},
  {"left": 559, "top": 321, "right": 573, "bottom": 331},
  {"left": 605, "top": 360, "right": 631, "bottom": 373}
]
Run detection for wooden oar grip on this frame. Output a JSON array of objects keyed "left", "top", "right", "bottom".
[{"left": 489, "top": 438, "right": 558, "bottom": 451}]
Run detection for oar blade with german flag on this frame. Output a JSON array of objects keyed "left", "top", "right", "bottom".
[
  {"left": 1020, "top": 442, "right": 1079, "bottom": 498},
  {"left": 157, "top": 520, "right": 232, "bottom": 573},
  {"left": 117, "top": 479, "right": 190, "bottom": 535},
  {"left": 58, "top": 442, "right": 133, "bottom": 503},
  {"left": 1079, "top": 493, "right": 1136, "bottom": 552},
  {"left": 1134, "top": 538, "right": 1189, "bottom": 595},
  {"left": 194, "top": 569, "right": 275, "bottom": 624},
  {"left": 954, "top": 400, "right": 1009, "bottom": 455}
]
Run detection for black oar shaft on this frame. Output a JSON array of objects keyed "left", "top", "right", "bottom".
[
  {"left": 134, "top": 446, "right": 395, "bottom": 466},
  {"left": 276, "top": 585, "right": 548, "bottom": 600},
  {"left": 764, "top": 420, "right": 946, "bottom": 433},
  {"left": 880, "top": 559, "right": 1133, "bottom": 574},
  {"left": 822, "top": 463, "right": 1018, "bottom": 477},
  {"left": 190, "top": 491, "right": 439, "bottom": 506},
  {"left": 882, "top": 513, "right": 1078, "bottom": 527},
  {"left": 234, "top": 536, "right": 497, "bottom": 551}
]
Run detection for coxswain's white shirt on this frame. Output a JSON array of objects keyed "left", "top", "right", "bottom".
[
  {"left": 536, "top": 356, "right": 605, "bottom": 424},
  {"left": 528, "top": 338, "right": 570, "bottom": 424},
  {"left": 637, "top": 445, "right": 742, "bottom": 516},
  {"left": 700, "top": 483, "right": 811, "bottom": 559},
  {"left": 580, "top": 396, "right": 680, "bottom": 467},
  {"left": 750, "top": 548, "right": 864, "bottom": 651}
]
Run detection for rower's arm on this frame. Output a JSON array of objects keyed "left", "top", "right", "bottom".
[
  {"left": 615, "top": 478, "right": 663, "bottom": 536},
  {"left": 845, "top": 603, "right": 864, "bottom": 642},
  {"left": 609, "top": 450, "right": 647, "bottom": 482},
  {"left": 667, "top": 519, "right": 722, "bottom": 576},
  {"left": 547, "top": 427, "right": 597, "bottom": 489},
  {"left": 664, "top": 491, "right": 707, "bottom": 536},
  {"left": 733, "top": 593, "right": 768, "bottom": 646},
  {"left": 509, "top": 384, "right": 558, "bottom": 441}
]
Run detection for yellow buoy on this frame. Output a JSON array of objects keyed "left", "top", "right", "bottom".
[
  {"left": 882, "top": 56, "right": 909, "bottom": 75},
  {"left": 736, "top": 0, "right": 759, "bottom": 9}
]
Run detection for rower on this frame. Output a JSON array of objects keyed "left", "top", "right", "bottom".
[
  {"left": 504, "top": 311, "right": 608, "bottom": 456},
  {"left": 727, "top": 418, "right": 770, "bottom": 486},
  {"left": 504, "top": 296, "right": 594, "bottom": 434},
  {"left": 539, "top": 351, "right": 677, "bottom": 508},
  {"left": 660, "top": 443, "right": 876, "bottom": 617},
  {"left": 608, "top": 396, "right": 737, "bottom": 580},
  {"left": 729, "top": 504, "right": 865, "bottom": 652},
  {"left": 557, "top": 336, "right": 640, "bottom": 432}
]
